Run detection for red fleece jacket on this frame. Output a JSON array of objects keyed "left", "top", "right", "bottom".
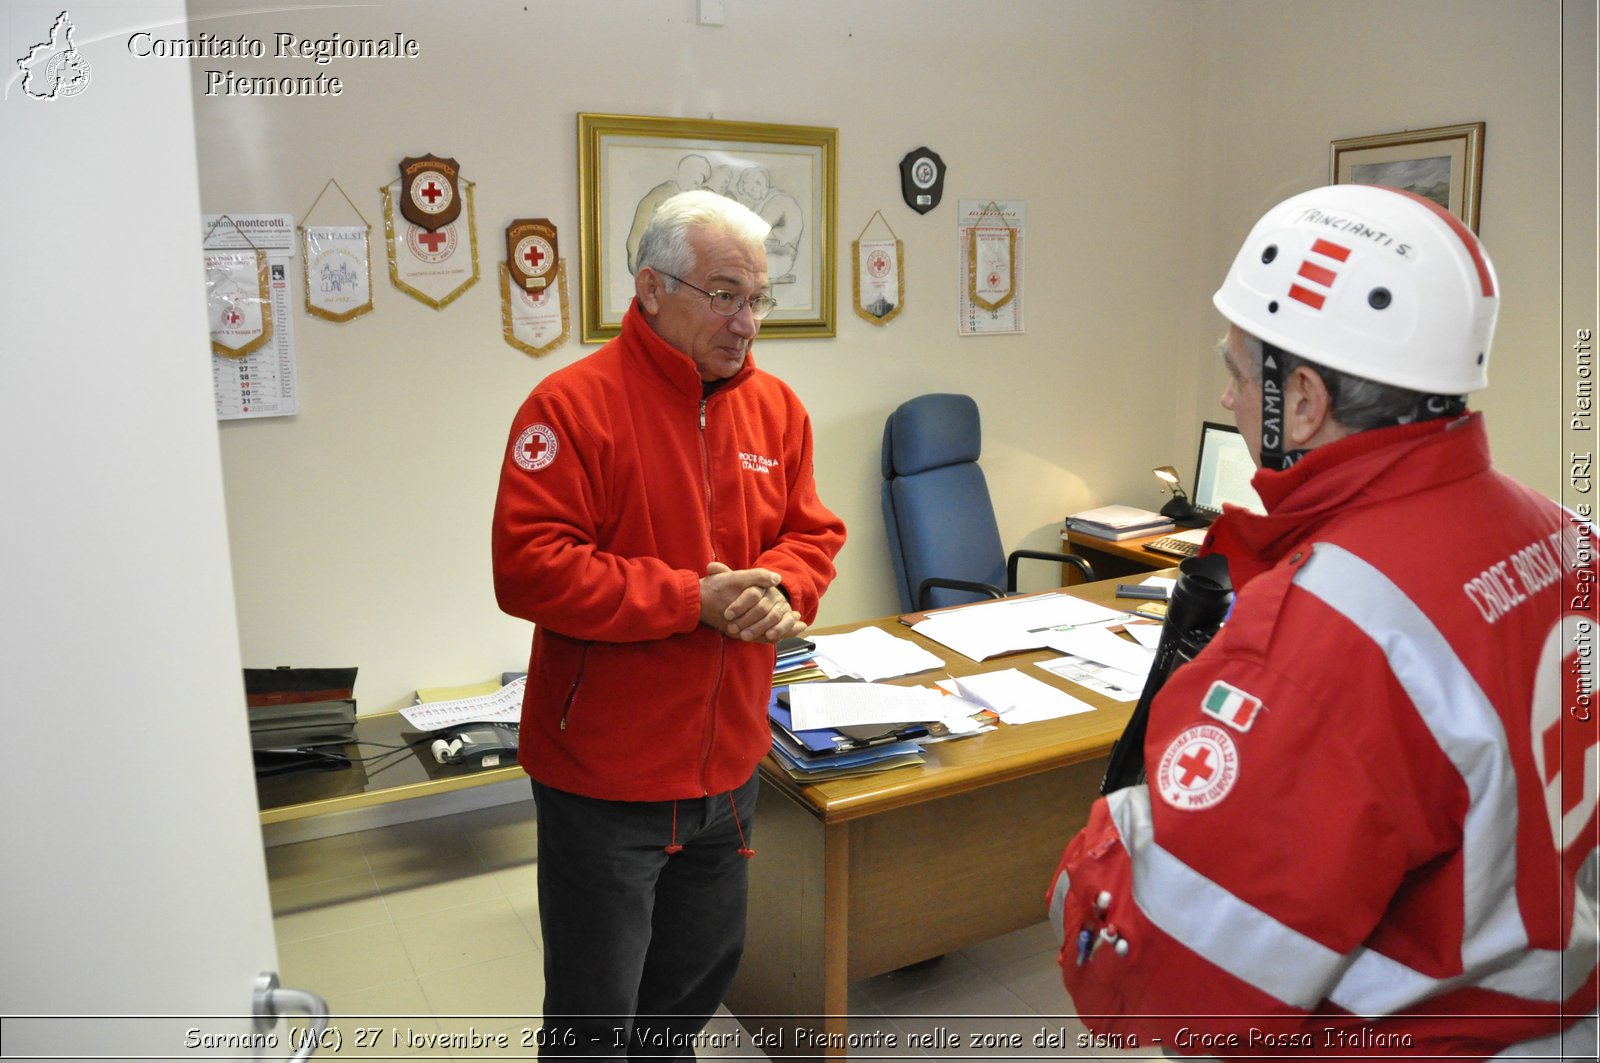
[{"left": 492, "top": 301, "right": 845, "bottom": 801}]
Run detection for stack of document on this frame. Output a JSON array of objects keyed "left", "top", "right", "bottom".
[
  {"left": 1065, "top": 504, "right": 1173, "bottom": 541},
  {"left": 807, "top": 625, "right": 946, "bottom": 681},
  {"left": 767, "top": 687, "right": 926, "bottom": 782},
  {"left": 773, "top": 636, "right": 826, "bottom": 686}
]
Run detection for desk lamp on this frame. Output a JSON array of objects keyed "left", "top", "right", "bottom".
[{"left": 1153, "top": 465, "right": 1210, "bottom": 528}]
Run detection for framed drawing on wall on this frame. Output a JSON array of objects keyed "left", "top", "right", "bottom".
[
  {"left": 578, "top": 112, "right": 838, "bottom": 342},
  {"left": 1331, "top": 121, "right": 1485, "bottom": 231}
]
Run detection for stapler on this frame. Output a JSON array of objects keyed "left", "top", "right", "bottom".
[{"left": 431, "top": 723, "right": 519, "bottom": 770}]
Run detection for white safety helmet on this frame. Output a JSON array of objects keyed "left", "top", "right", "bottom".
[{"left": 1212, "top": 184, "right": 1498, "bottom": 395}]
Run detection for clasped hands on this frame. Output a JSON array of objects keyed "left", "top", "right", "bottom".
[{"left": 698, "top": 561, "right": 807, "bottom": 643}]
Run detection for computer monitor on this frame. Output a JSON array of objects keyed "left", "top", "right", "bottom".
[{"left": 1192, "top": 422, "right": 1265, "bottom": 518}]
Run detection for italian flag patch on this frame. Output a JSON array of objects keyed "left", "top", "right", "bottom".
[{"left": 1202, "top": 680, "right": 1263, "bottom": 732}]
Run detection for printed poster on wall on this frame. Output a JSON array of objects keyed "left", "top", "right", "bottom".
[
  {"left": 214, "top": 258, "right": 299, "bottom": 420},
  {"left": 203, "top": 212, "right": 299, "bottom": 419},
  {"left": 957, "top": 199, "right": 1025, "bottom": 336}
]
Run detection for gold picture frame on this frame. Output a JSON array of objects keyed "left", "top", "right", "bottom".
[
  {"left": 1331, "top": 121, "right": 1485, "bottom": 231},
  {"left": 578, "top": 112, "right": 838, "bottom": 342}
]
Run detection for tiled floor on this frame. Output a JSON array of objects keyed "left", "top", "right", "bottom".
[{"left": 268, "top": 798, "right": 1136, "bottom": 1060}]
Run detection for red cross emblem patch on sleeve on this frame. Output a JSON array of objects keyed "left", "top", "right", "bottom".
[
  {"left": 1156, "top": 724, "right": 1240, "bottom": 811},
  {"left": 513, "top": 424, "right": 559, "bottom": 472}
]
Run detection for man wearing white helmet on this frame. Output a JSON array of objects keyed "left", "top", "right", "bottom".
[{"left": 1049, "top": 184, "right": 1597, "bottom": 1059}]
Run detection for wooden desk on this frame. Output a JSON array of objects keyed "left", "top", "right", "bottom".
[
  {"left": 1063, "top": 527, "right": 1188, "bottom": 583},
  {"left": 725, "top": 578, "right": 1144, "bottom": 1060}
]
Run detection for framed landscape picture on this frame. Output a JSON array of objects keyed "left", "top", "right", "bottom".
[{"left": 1331, "top": 121, "right": 1484, "bottom": 231}]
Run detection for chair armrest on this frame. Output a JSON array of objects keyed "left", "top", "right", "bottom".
[
  {"left": 1006, "top": 549, "right": 1096, "bottom": 590},
  {"left": 916, "top": 577, "right": 1006, "bottom": 612}
]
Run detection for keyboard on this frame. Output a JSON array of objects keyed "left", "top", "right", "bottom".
[{"left": 1146, "top": 532, "right": 1205, "bottom": 557}]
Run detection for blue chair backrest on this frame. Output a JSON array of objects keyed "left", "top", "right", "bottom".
[{"left": 880, "top": 394, "right": 1008, "bottom": 612}]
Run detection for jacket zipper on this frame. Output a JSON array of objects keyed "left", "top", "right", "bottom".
[
  {"left": 699, "top": 397, "right": 725, "bottom": 794},
  {"left": 558, "top": 644, "right": 591, "bottom": 731},
  {"left": 699, "top": 398, "right": 718, "bottom": 569}
]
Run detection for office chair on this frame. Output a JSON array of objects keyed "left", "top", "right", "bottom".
[{"left": 880, "top": 393, "right": 1095, "bottom": 612}]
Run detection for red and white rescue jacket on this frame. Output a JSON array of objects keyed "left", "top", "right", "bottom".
[{"left": 1050, "top": 414, "right": 1598, "bottom": 1060}]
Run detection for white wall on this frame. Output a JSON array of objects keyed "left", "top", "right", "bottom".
[
  {"left": 1187, "top": 0, "right": 1568, "bottom": 488},
  {"left": 187, "top": 0, "right": 1582, "bottom": 714},
  {"left": 3, "top": 0, "right": 278, "bottom": 1020},
  {"left": 194, "top": 0, "right": 1203, "bottom": 711}
]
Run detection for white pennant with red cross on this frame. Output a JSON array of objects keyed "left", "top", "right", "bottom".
[{"left": 380, "top": 177, "right": 480, "bottom": 310}]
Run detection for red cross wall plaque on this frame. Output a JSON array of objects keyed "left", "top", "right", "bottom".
[
  {"left": 398, "top": 154, "right": 462, "bottom": 230},
  {"left": 506, "top": 218, "right": 559, "bottom": 291}
]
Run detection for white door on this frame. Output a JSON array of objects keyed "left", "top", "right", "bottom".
[{"left": 1, "top": 5, "right": 316, "bottom": 1057}]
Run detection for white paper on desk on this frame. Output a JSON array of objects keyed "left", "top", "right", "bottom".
[
  {"left": 912, "top": 593, "right": 1126, "bottom": 662},
  {"left": 786, "top": 682, "right": 944, "bottom": 731},
  {"left": 925, "top": 684, "right": 993, "bottom": 737},
  {"left": 948, "top": 668, "right": 1096, "bottom": 723},
  {"left": 934, "top": 704, "right": 988, "bottom": 735},
  {"left": 809, "top": 626, "right": 945, "bottom": 681},
  {"left": 911, "top": 610, "right": 1037, "bottom": 662},
  {"left": 400, "top": 676, "right": 525, "bottom": 731},
  {"left": 1044, "top": 628, "right": 1157, "bottom": 680},
  {"left": 1123, "top": 622, "right": 1165, "bottom": 650},
  {"left": 986, "top": 593, "right": 1127, "bottom": 632},
  {"left": 1034, "top": 656, "right": 1143, "bottom": 703}
]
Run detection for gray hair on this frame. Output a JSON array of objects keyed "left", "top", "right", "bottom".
[
  {"left": 1231, "top": 331, "right": 1439, "bottom": 432},
  {"left": 635, "top": 190, "right": 771, "bottom": 290}
]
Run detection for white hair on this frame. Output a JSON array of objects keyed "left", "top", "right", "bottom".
[
  {"left": 1228, "top": 331, "right": 1452, "bottom": 431},
  {"left": 635, "top": 190, "right": 771, "bottom": 286}
]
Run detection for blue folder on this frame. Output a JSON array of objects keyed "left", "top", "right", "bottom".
[{"left": 768, "top": 689, "right": 924, "bottom": 762}]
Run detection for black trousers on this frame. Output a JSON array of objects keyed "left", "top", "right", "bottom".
[{"left": 530, "top": 774, "right": 759, "bottom": 1061}]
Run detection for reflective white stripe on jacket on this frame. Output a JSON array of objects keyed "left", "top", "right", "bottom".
[{"left": 1104, "top": 545, "right": 1597, "bottom": 1014}]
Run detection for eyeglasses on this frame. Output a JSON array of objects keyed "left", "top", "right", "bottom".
[{"left": 656, "top": 272, "right": 778, "bottom": 320}]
